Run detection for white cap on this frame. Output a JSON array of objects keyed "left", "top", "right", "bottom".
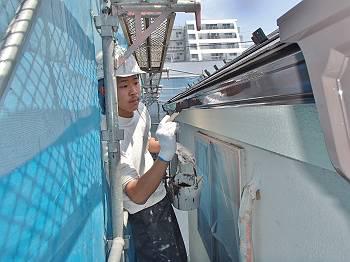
[
  {"left": 95, "top": 46, "right": 145, "bottom": 80},
  {"left": 115, "top": 54, "right": 145, "bottom": 77},
  {"left": 114, "top": 48, "right": 146, "bottom": 77}
]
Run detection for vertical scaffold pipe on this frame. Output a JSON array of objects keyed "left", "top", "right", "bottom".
[
  {"left": 0, "top": 0, "right": 41, "bottom": 102},
  {"left": 101, "top": 21, "right": 124, "bottom": 261}
]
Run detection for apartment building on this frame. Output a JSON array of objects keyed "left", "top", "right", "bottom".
[
  {"left": 166, "top": 19, "right": 246, "bottom": 62},
  {"left": 186, "top": 19, "right": 246, "bottom": 61},
  {"left": 165, "top": 26, "right": 186, "bottom": 62}
]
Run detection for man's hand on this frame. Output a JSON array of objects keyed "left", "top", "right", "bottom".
[
  {"left": 155, "top": 115, "right": 177, "bottom": 162},
  {"left": 148, "top": 137, "right": 160, "bottom": 153}
]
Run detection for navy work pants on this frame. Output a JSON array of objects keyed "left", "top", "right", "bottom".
[{"left": 129, "top": 195, "right": 187, "bottom": 262}]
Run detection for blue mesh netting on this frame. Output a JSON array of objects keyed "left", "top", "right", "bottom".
[{"left": 0, "top": 0, "right": 105, "bottom": 261}]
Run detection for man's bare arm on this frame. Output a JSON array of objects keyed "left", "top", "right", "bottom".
[{"left": 124, "top": 159, "right": 167, "bottom": 204}]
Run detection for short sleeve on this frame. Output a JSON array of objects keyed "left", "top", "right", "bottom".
[
  {"left": 119, "top": 152, "right": 139, "bottom": 190},
  {"left": 146, "top": 106, "right": 152, "bottom": 138}
]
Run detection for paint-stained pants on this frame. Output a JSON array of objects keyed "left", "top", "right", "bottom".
[{"left": 129, "top": 195, "right": 187, "bottom": 262}]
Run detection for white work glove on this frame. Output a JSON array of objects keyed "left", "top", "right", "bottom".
[{"left": 156, "top": 115, "right": 177, "bottom": 162}]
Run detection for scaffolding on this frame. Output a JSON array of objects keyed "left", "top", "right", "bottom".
[{"left": 113, "top": 0, "right": 201, "bottom": 106}]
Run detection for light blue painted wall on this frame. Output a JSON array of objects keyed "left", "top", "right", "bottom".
[
  {"left": 177, "top": 104, "right": 334, "bottom": 171},
  {"left": 176, "top": 104, "right": 350, "bottom": 261},
  {"left": 0, "top": 0, "right": 106, "bottom": 261}
]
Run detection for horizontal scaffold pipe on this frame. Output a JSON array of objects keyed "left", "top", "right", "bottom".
[{"left": 0, "top": 0, "right": 41, "bottom": 102}]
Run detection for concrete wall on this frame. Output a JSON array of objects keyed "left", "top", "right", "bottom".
[
  {"left": 176, "top": 104, "right": 350, "bottom": 261},
  {"left": 0, "top": 0, "right": 106, "bottom": 261}
]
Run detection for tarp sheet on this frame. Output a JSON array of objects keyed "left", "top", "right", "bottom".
[{"left": 195, "top": 133, "right": 242, "bottom": 261}]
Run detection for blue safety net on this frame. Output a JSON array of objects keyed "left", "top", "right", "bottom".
[{"left": 0, "top": 0, "right": 105, "bottom": 261}]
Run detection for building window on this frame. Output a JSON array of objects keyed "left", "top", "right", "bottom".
[
  {"left": 208, "top": 33, "right": 219, "bottom": 39},
  {"left": 189, "top": 44, "right": 197, "bottom": 50},
  {"left": 211, "top": 53, "right": 223, "bottom": 60},
  {"left": 187, "top": 24, "right": 195, "bottom": 30},
  {"left": 222, "top": 23, "right": 234, "bottom": 29},
  {"left": 188, "top": 34, "right": 196, "bottom": 40},
  {"left": 200, "top": 43, "right": 220, "bottom": 49},
  {"left": 226, "top": 43, "right": 238, "bottom": 48},
  {"left": 176, "top": 42, "right": 183, "bottom": 46},
  {"left": 205, "top": 24, "right": 218, "bottom": 30},
  {"left": 191, "top": 54, "right": 199, "bottom": 60}
]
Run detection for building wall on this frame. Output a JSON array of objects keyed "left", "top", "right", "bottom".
[
  {"left": 175, "top": 104, "right": 350, "bottom": 261},
  {"left": 0, "top": 0, "right": 106, "bottom": 261}
]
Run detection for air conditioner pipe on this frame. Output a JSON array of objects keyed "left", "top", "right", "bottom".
[{"left": 239, "top": 180, "right": 259, "bottom": 262}]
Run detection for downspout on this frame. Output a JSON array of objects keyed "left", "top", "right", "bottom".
[
  {"left": 97, "top": 3, "right": 124, "bottom": 261},
  {"left": 238, "top": 180, "right": 260, "bottom": 262},
  {"left": 0, "top": 0, "right": 41, "bottom": 102}
]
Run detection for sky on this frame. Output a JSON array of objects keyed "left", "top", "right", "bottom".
[{"left": 175, "top": 0, "right": 301, "bottom": 42}]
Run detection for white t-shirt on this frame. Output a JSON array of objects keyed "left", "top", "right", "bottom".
[{"left": 103, "top": 103, "right": 166, "bottom": 214}]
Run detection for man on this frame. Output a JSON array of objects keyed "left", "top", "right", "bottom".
[{"left": 98, "top": 51, "right": 187, "bottom": 262}]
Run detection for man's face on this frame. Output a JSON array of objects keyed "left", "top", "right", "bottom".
[{"left": 117, "top": 75, "right": 141, "bottom": 117}]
